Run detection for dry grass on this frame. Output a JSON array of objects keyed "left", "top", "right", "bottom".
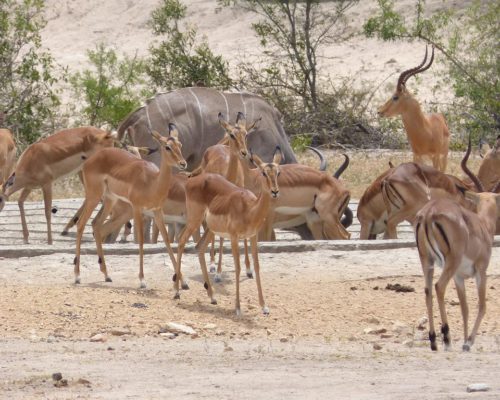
[{"left": 10, "top": 150, "right": 482, "bottom": 201}]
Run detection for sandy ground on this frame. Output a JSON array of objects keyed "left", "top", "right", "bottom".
[{"left": 1, "top": 234, "right": 500, "bottom": 398}]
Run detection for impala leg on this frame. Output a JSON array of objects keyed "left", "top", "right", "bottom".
[
  {"left": 41, "top": 183, "right": 55, "bottom": 245},
  {"left": 209, "top": 235, "right": 217, "bottom": 273},
  {"left": 424, "top": 266, "right": 437, "bottom": 351},
  {"left": 174, "top": 225, "right": 196, "bottom": 299},
  {"left": 62, "top": 201, "right": 85, "bottom": 236},
  {"left": 230, "top": 236, "right": 242, "bottom": 316},
  {"left": 453, "top": 276, "right": 469, "bottom": 350},
  {"left": 74, "top": 195, "right": 101, "bottom": 284},
  {"left": 250, "top": 235, "right": 269, "bottom": 315},
  {"left": 197, "top": 230, "right": 217, "bottom": 304},
  {"left": 153, "top": 209, "right": 188, "bottom": 290},
  {"left": 214, "top": 237, "right": 224, "bottom": 282},
  {"left": 17, "top": 188, "right": 31, "bottom": 244},
  {"left": 464, "top": 268, "right": 487, "bottom": 351},
  {"left": 152, "top": 222, "right": 159, "bottom": 244},
  {"left": 435, "top": 259, "right": 456, "bottom": 351},
  {"left": 244, "top": 239, "right": 253, "bottom": 278},
  {"left": 92, "top": 199, "right": 114, "bottom": 283},
  {"left": 133, "top": 208, "right": 146, "bottom": 289}
]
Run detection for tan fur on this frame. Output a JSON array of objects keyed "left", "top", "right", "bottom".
[
  {"left": 381, "top": 163, "right": 471, "bottom": 239},
  {"left": 0, "top": 127, "right": 114, "bottom": 244},
  {"left": 415, "top": 192, "right": 499, "bottom": 351},
  {"left": 174, "top": 151, "right": 281, "bottom": 315},
  {"left": 0, "top": 128, "right": 16, "bottom": 186},
  {"left": 73, "top": 128, "right": 187, "bottom": 288}
]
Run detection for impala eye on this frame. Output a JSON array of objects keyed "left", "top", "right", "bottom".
[
  {"left": 262, "top": 172, "right": 266, "bottom": 177},
  {"left": 229, "top": 133, "right": 236, "bottom": 140},
  {"left": 165, "top": 146, "right": 172, "bottom": 151},
  {"left": 392, "top": 95, "right": 399, "bottom": 101}
]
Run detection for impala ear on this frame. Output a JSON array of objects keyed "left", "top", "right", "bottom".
[
  {"left": 151, "top": 130, "right": 163, "bottom": 143},
  {"left": 249, "top": 149, "right": 264, "bottom": 168},
  {"left": 388, "top": 161, "right": 395, "bottom": 168},
  {"left": 247, "top": 116, "right": 262, "bottom": 133},
  {"left": 218, "top": 112, "right": 232, "bottom": 131},
  {"left": 168, "top": 123, "right": 179, "bottom": 138},
  {"left": 465, "top": 191, "right": 480, "bottom": 204},
  {"left": 235, "top": 111, "right": 246, "bottom": 129},
  {"left": 272, "top": 146, "right": 283, "bottom": 165}
]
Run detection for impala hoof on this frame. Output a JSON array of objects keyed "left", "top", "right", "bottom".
[
  {"left": 105, "top": 277, "right": 112, "bottom": 283},
  {"left": 462, "top": 343, "right": 471, "bottom": 352},
  {"left": 211, "top": 299, "right": 218, "bottom": 305},
  {"left": 61, "top": 230, "right": 68, "bottom": 236},
  {"left": 246, "top": 271, "right": 254, "bottom": 279},
  {"left": 139, "top": 281, "right": 147, "bottom": 289},
  {"left": 74, "top": 278, "right": 81, "bottom": 285},
  {"left": 173, "top": 292, "right": 180, "bottom": 300},
  {"left": 262, "top": 306, "right": 270, "bottom": 315},
  {"left": 209, "top": 264, "right": 216, "bottom": 273},
  {"left": 235, "top": 308, "right": 242, "bottom": 317},
  {"left": 181, "top": 282, "right": 190, "bottom": 290},
  {"left": 214, "top": 274, "right": 222, "bottom": 283}
]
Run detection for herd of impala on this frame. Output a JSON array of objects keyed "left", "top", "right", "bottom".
[{"left": 0, "top": 47, "right": 499, "bottom": 352}]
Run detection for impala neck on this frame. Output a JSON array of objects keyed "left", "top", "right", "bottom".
[
  {"left": 249, "top": 176, "right": 272, "bottom": 227},
  {"left": 477, "top": 201, "right": 498, "bottom": 237},
  {"left": 156, "top": 149, "right": 173, "bottom": 195},
  {"left": 225, "top": 140, "right": 241, "bottom": 184},
  {"left": 400, "top": 100, "right": 428, "bottom": 144}
]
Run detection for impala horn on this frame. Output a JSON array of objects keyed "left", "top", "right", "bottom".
[
  {"left": 397, "top": 45, "right": 435, "bottom": 91},
  {"left": 333, "top": 154, "right": 349, "bottom": 179},
  {"left": 461, "top": 135, "right": 484, "bottom": 192},
  {"left": 306, "top": 146, "right": 327, "bottom": 171}
]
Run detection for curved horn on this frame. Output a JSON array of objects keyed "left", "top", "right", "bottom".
[
  {"left": 491, "top": 180, "right": 500, "bottom": 193},
  {"left": 333, "top": 154, "right": 349, "bottom": 179},
  {"left": 306, "top": 146, "right": 327, "bottom": 171},
  {"left": 397, "top": 46, "right": 429, "bottom": 91},
  {"left": 461, "top": 135, "right": 484, "bottom": 192},
  {"left": 403, "top": 46, "right": 435, "bottom": 87}
]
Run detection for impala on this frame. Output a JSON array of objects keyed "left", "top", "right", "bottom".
[
  {"left": 73, "top": 125, "right": 187, "bottom": 288},
  {"left": 415, "top": 139, "right": 500, "bottom": 351},
  {"left": 357, "top": 162, "right": 394, "bottom": 240},
  {"left": 381, "top": 162, "right": 471, "bottom": 239},
  {"left": 174, "top": 148, "right": 282, "bottom": 315},
  {"left": 0, "top": 127, "right": 114, "bottom": 244},
  {"left": 0, "top": 128, "right": 16, "bottom": 186},
  {"left": 378, "top": 46, "right": 449, "bottom": 172}
]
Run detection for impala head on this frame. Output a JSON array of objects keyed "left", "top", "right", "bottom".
[
  {"left": 92, "top": 130, "right": 116, "bottom": 149},
  {"left": 218, "top": 112, "right": 254, "bottom": 159},
  {"left": 251, "top": 146, "right": 282, "bottom": 198},
  {"left": 151, "top": 125, "right": 187, "bottom": 170},
  {"left": 378, "top": 46, "right": 435, "bottom": 118}
]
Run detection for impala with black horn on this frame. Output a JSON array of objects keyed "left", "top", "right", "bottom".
[{"left": 378, "top": 46, "right": 449, "bottom": 172}]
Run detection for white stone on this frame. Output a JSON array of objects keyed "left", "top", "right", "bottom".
[{"left": 164, "top": 322, "right": 196, "bottom": 335}]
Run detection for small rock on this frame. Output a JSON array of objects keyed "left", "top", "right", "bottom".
[
  {"left": 107, "top": 346, "right": 115, "bottom": 351},
  {"left": 350, "top": 286, "right": 357, "bottom": 291},
  {"left": 162, "top": 322, "right": 196, "bottom": 335},
  {"left": 52, "top": 372, "right": 63, "bottom": 381},
  {"left": 466, "top": 383, "right": 490, "bottom": 393},
  {"left": 279, "top": 337, "right": 289, "bottom": 343},
  {"left": 363, "top": 316, "right": 380, "bottom": 325},
  {"left": 386, "top": 283, "right": 415, "bottom": 293},
  {"left": 373, "top": 343, "right": 383, "bottom": 350},
  {"left": 77, "top": 378, "right": 91, "bottom": 386},
  {"left": 131, "top": 302, "right": 148, "bottom": 309},
  {"left": 403, "top": 340, "right": 414, "bottom": 348},
  {"left": 191, "top": 333, "right": 199, "bottom": 339},
  {"left": 90, "top": 333, "right": 107, "bottom": 342},
  {"left": 373, "top": 286, "right": 379, "bottom": 290},
  {"left": 160, "top": 332, "right": 177, "bottom": 339},
  {"left": 215, "top": 330, "right": 225, "bottom": 336},
  {"left": 110, "top": 328, "right": 131, "bottom": 336},
  {"left": 380, "top": 333, "right": 393, "bottom": 339},
  {"left": 364, "top": 327, "right": 387, "bottom": 335},
  {"left": 203, "top": 323, "right": 217, "bottom": 330},
  {"left": 392, "top": 321, "right": 408, "bottom": 334},
  {"left": 54, "top": 379, "right": 68, "bottom": 388},
  {"left": 449, "top": 299, "right": 460, "bottom": 306},
  {"left": 224, "top": 345, "right": 234, "bottom": 352},
  {"left": 417, "top": 316, "right": 428, "bottom": 330}
]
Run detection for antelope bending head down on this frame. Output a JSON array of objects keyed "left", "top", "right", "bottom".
[{"left": 377, "top": 46, "right": 449, "bottom": 172}]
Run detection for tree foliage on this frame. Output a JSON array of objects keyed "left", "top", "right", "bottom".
[
  {"left": 69, "top": 43, "right": 150, "bottom": 128},
  {"left": 364, "top": 0, "right": 500, "bottom": 141},
  {"left": 147, "top": 0, "right": 233, "bottom": 90},
  {"left": 0, "top": 0, "right": 60, "bottom": 145}
]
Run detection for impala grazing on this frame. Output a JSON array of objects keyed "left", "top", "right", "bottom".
[
  {"left": 175, "top": 148, "right": 283, "bottom": 316},
  {"left": 415, "top": 139, "right": 500, "bottom": 351},
  {"left": 73, "top": 125, "right": 187, "bottom": 288},
  {"left": 378, "top": 46, "right": 449, "bottom": 172},
  {"left": 0, "top": 127, "right": 114, "bottom": 244}
]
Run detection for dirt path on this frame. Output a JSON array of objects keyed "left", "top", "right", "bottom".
[{"left": 1, "top": 247, "right": 499, "bottom": 399}]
